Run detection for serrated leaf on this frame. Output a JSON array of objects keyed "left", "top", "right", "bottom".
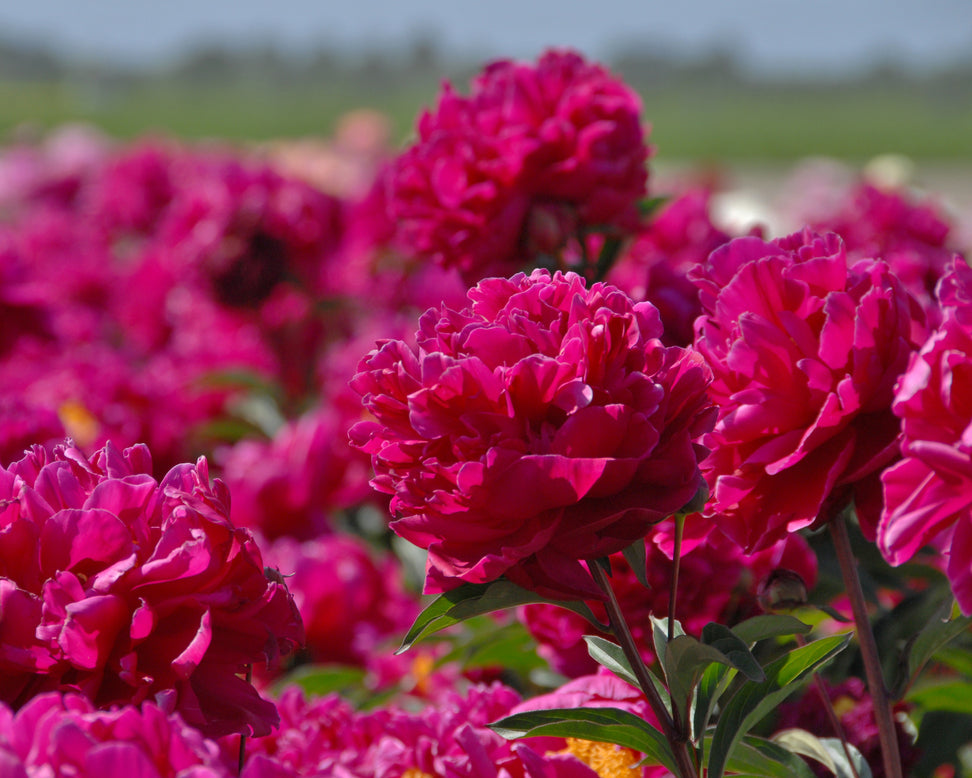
[
  {"left": 398, "top": 579, "right": 603, "bottom": 653},
  {"left": 621, "top": 539, "right": 649, "bottom": 589},
  {"left": 731, "top": 613, "right": 812, "bottom": 645},
  {"left": 702, "top": 623, "right": 765, "bottom": 682},
  {"left": 706, "top": 632, "right": 852, "bottom": 778},
  {"left": 489, "top": 707, "right": 677, "bottom": 774}
]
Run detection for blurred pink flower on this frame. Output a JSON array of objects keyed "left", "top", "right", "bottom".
[
  {"left": 693, "top": 229, "right": 925, "bottom": 551},
  {"left": 607, "top": 188, "right": 733, "bottom": 346},
  {"left": 0, "top": 692, "right": 230, "bottom": 778},
  {"left": 388, "top": 49, "right": 649, "bottom": 282},
  {"left": 879, "top": 258, "right": 972, "bottom": 612},
  {"left": 220, "top": 406, "right": 372, "bottom": 540},
  {"left": 0, "top": 441, "right": 303, "bottom": 737},
  {"left": 804, "top": 181, "right": 962, "bottom": 327},
  {"left": 260, "top": 534, "right": 418, "bottom": 668},
  {"left": 351, "top": 269, "right": 713, "bottom": 600}
]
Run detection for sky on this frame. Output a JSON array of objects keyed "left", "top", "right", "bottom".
[{"left": 1, "top": 0, "right": 970, "bottom": 77}]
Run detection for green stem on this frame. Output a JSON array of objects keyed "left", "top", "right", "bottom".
[
  {"left": 668, "top": 513, "right": 685, "bottom": 643},
  {"left": 590, "top": 562, "right": 698, "bottom": 778},
  {"left": 828, "top": 510, "right": 903, "bottom": 778}
]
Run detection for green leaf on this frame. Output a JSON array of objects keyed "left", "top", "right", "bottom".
[
  {"left": 275, "top": 664, "right": 366, "bottom": 697},
  {"left": 489, "top": 707, "right": 677, "bottom": 774},
  {"left": 719, "top": 734, "right": 818, "bottom": 778},
  {"left": 907, "top": 680, "right": 972, "bottom": 714},
  {"left": 731, "top": 613, "right": 812, "bottom": 645},
  {"left": 398, "top": 579, "right": 603, "bottom": 653},
  {"left": 584, "top": 635, "right": 639, "bottom": 688},
  {"left": 694, "top": 661, "right": 734, "bottom": 750},
  {"left": 665, "top": 634, "right": 734, "bottom": 727},
  {"left": 898, "top": 599, "right": 972, "bottom": 696},
  {"left": 702, "top": 623, "right": 765, "bottom": 682},
  {"left": 706, "top": 632, "right": 852, "bottom": 778},
  {"left": 621, "top": 539, "right": 649, "bottom": 590},
  {"left": 650, "top": 613, "right": 685, "bottom": 672},
  {"left": 639, "top": 195, "right": 670, "bottom": 218},
  {"left": 774, "top": 729, "right": 873, "bottom": 778}
]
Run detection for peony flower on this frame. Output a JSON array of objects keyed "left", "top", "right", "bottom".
[
  {"left": 388, "top": 49, "right": 649, "bottom": 283},
  {"left": 693, "top": 229, "right": 925, "bottom": 551},
  {"left": 607, "top": 187, "right": 733, "bottom": 347},
  {"left": 0, "top": 692, "right": 230, "bottom": 778},
  {"left": 259, "top": 534, "right": 419, "bottom": 669},
  {"left": 803, "top": 180, "right": 961, "bottom": 328},
  {"left": 351, "top": 269, "right": 713, "bottom": 600},
  {"left": 0, "top": 440, "right": 303, "bottom": 737},
  {"left": 879, "top": 257, "right": 972, "bottom": 612},
  {"left": 219, "top": 406, "right": 373, "bottom": 540},
  {"left": 240, "top": 682, "right": 523, "bottom": 778}
]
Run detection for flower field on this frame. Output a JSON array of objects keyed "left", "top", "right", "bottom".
[{"left": 0, "top": 48, "right": 971, "bottom": 777}]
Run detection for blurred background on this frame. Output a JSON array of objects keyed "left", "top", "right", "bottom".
[{"left": 0, "top": 0, "right": 970, "bottom": 204}]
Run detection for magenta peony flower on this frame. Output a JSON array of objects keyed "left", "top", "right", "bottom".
[
  {"left": 240, "top": 682, "right": 524, "bottom": 778},
  {"left": 220, "top": 406, "right": 373, "bottom": 540},
  {"left": 693, "top": 229, "right": 925, "bottom": 551},
  {"left": 259, "top": 534, "right": 418, "bottom": 668},
  {"left": 350, "top": 269, "right": 713, "bottom": 599},
  {"left": 879, "top": 258, "right": 972, "bottom": 612},
  {"left": 608, "top": 187, "right": 733, "bottom": 347},
  {"left": 804, "top": 181, "right": 961, "bottom": 328},
  {"left": 0, "top": 692, "right": 230, "bottom": 778},
  {"left": 388, "top": 49, "right": 649, "bottom": 282},
  {"left": 0, "top": 441, "right": 303, "bottom": 737}
]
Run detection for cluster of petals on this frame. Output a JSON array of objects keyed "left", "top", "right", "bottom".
[
  {"left": 692, "top": 229, "right": 926, "bottom": 551},
  {"left": 387, "top": 49, "right": 649, "bottom": 282},
  {"left": 0, "top": 692, "right": 231, "bottom": 778},
  {"left": 259, "top": 534, "right": 418, "bottom": 669},
  {"left": 0, "top": 441, "right": 303, "bottom": 737},
  {"left": 219, "top": 406, "right": 375, "bottom": 540},
  {"left": 878, "top": 257, "right": 972, "bottom": 612},
  {"left": 775, "top": 677, "right": 920, "bottom": 778},
  {"left": 351, "top": 269, "right": 714, "bottom": 599},
  {"left": 805, "top": 180, "right": 962, "bottom": 327}
]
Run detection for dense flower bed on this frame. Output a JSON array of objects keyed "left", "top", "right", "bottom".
[{"left": 0, "top": 48, "right": 971, "bottom": 777}]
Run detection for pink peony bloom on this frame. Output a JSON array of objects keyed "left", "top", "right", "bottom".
[
  {"left": 351, "top": 269, "right": 714, "bottom": 600},
  {"left": 0, "top": 692, "right": 230, "bottom": 778},
  {"left": 240, "top": 682, "right": 524, "bottom": 778},
  {"left": 775, "top": 677, "right": 920, "bottom": 778},
  {"left": 607, "top": 187, "right": 733, "bottom": 347},
  {"left": 219, "top": 406, "right": 373, "bottom": 540},
  {"left": 879, "top": 258, "right": 972, "bottom": 612},
  {"left": 259, "top": 534, "right": 419, "bottom": 668},
  {"left": 388, "top": 49, "right": 649, "bottom": 283},
  {"left": 0, "top": 441, "right": 303, "bottom": 737},
  {"left": 803, "top": 181, "right": 962, "bottom": 328},
  {"left": 693, "top": 229, "right": 925, "bottom": 551}
]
